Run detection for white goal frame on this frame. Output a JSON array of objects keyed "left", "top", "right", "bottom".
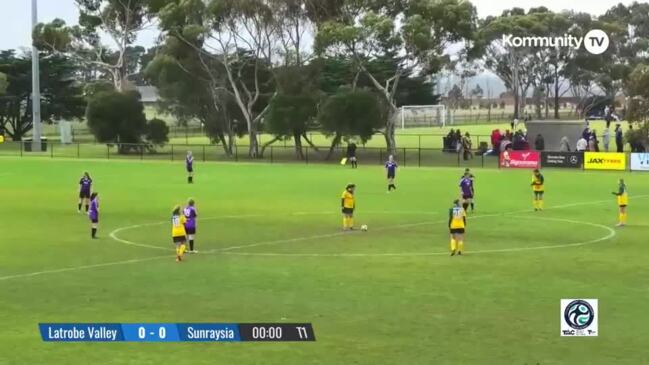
[{"left": 399, "top": 105, "right": 447, "bottom": 129}]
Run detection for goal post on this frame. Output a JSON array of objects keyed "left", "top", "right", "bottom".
[{"left": 398, "top": 105, "right": 448, "bottom": 129}]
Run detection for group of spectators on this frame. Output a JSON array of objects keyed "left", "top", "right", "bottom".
[
  {"left": 444, "top": 129, "right": 474, "bottom": 160},
  {"left": 489, "top": 128, "right": 534, "bottom": 155},
  {"left": 563, "top": 122, "right": 626, "bottom": 153}
]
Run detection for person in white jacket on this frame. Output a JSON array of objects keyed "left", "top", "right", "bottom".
[{"left": 602, "top": 128, "right": 611, "bottom": 152}]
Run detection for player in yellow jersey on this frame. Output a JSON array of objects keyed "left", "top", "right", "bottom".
[
  {"left": 449, "top": 199, "right": 467, "bottom": 256},
  {"left": 171, "top": 206, "right": 188, "bottom": 262},
  {"left": 531, "top": 169, "right": 545, "bottom": 211},
  {"left": 612, "top": 178, "right": 628, "bottom": 227},
  {"left": 341, "top": 184, "right": 356, "bottom": 230}
]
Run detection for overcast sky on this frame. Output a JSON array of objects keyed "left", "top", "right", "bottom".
[{"left": 0, "top": 0, "right": 639, "bottom": 51}]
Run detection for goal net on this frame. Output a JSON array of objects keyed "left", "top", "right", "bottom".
[{"left": 398, "top": 105, "right": 447, "bottom": 129}]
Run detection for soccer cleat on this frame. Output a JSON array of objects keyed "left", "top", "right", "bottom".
[
  {"left": 450, "top": 251, "right": 456, "bottom": 256},
  {"left": 616, "top": 223, "right": 625, "bottom": 227},
  {"left": 458, "top": 251, "right": 462, "bottom": 256}
]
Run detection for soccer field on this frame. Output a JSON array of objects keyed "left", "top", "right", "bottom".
[{"left": 1, "top": 157, "right": 649, "bottom": 364}]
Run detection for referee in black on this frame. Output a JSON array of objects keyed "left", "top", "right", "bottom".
[{"left": 346, "top": 142, "right": 358, "bottom": 168}]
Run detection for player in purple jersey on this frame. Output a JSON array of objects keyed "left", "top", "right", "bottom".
[
  {"left": 385, "top": 155, "right": 398, "bottom": 192},
  {"left": 460, "top": 168, "right": 475, "bottom": 211},
  {"left": 78, "top": 172, "right": 93, "bottom": 213},
  {"left": 88, "top": 192, "right": 99, "bottom": 238},
  {"left": 183, "top": 199, "right": 198, "bottom": 253},
  {"left": 459, "top": 172, "right": 475, "bottom": 213},
  {"left": 186, "top": 151, "right": 194, "bottom": 184}
]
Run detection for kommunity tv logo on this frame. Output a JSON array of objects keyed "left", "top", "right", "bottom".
[{"left": 503, "top": 29, "right": 609, "bottom": 55}]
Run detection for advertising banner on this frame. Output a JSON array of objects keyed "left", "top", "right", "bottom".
[
  {"left": 630, "top": 153, "right": 649, "bottom": 172},
  {"left": 541, "top": 152, "right": 583, "bottom": 169},
  {"left": 584, "top": 152, "right": 626, "bottom": 171},
  {"left": 499, "top": 151, "right": 540, "bottom": 169}
]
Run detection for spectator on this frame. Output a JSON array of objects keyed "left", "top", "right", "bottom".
[
  {"left": 582, "top": 126, "right": 590, "bottom": 141},
  {"left": 576, "top": 136, "right": 588, "bottom": 152},
  {"left": 602, "top": 128, "right": 611, "bottom": 152},
  {"left": 535, "top": 134, "right": 545, "bottom": 151},
  {"left": 591, "top": 130, "right": 600, "bottom": 152},
  {"left": 491, "top": 129, "right": 501, "bottom": 152},
  {"left": 615, "top": 124, "right": 623, "bottom": 152},
  {"left": 462, "top": 132, "right": 473, "bottom": 160},
  {"left": 559, "top": 136, "right": 571, "bottom": 152}
]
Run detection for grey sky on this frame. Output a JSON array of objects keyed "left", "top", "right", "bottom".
[{"left": 0, "top": 0, "right": 638, "bottom": 51}]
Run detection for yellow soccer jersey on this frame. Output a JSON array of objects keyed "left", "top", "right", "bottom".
[
  {"left": 172, "top": 214, "right": 187, "bottom": 237},
  {"left": 449, "top": 207, "right": 466, "bottom": 229},
  {"left": 341, "top": 190, "right": 355, "bottom": 209},
  {"left": 617, "top": 183, "right": 628, "bottom": 206},
  {"left": 532, "top": 174, "right": 544, "bottom": 192}
]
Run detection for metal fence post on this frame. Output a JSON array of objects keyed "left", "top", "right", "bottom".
[
  {"left": 202, "top": 145, "right": 206, "bottom": 162},
  {"left": 270, "top": 146, "right": 274, "bottom": 163},
  {"left": 305, "top": 146, "right": 309, "bottom": 164},
  {"left": 171, "top": 144, "right": 174, "bottom": 161},
  {"left": 140, "top": 145, "right": 144, "bottom": 160},
  {"left": 418, "top": 147, "right": 421, "bottom": 167},
  {"left": 51, "top": 143, "right": 54, "bottom": 158},
  {"left": 107, "top": 145, "right": 110, "bottom": 159},
  {"left": 403, "top": 148, "right": 406, "bottom": 167},
  {"left": 77, "top": 142, "right": 80, "bottom": 158},
  {"left": 379, "top": 149, "right": 383, "bottom": 164},
  {"left": 20, "top": 142, "right": 23, "bottom": 157},
  {"left": 235, "top": 145, "right": 238, "bottom": 161}
]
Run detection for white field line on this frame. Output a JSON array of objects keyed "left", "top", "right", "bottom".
[
  {"left": 218, "top": 216, "right": 616, "bottom": 258},
  {"left": 1, "top": 196, "right": 646, "bottom": 281}
]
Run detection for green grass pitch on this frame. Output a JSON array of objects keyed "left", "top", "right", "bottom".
[{"left": 1, "top": 157, "right": 649, "bottom": 364}]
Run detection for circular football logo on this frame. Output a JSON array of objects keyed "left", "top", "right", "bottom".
[
  {"left": 570, "top": 156, "right": 578, "bottom": 164},
  {"left": 564, "top": 300, "right": 595, "bottom": 329},
  {"left": 584, "top": 29, "right": 609, "bottom": 55}
]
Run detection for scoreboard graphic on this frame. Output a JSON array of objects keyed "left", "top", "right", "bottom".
[{"left": 39, "top": 323, "right": 316, "bottom": 342}]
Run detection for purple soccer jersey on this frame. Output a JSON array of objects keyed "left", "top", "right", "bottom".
[
  {"left": 88, "top": 198, "right": 99, "bottom": 221},
  {"left": 183, "top": 206, "right": 197, "bottom": 230},
  {"left": 79, "top": 177, "right": 92, "bottom": 193},
  {"left": 460, "top": 177, "right": 473, "bottom": 197},
  {"left": 186, "top": 155, "right": 194, "bottom": 169}
]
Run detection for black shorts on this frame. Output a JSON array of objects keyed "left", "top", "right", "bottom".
[
  {"left": 342, "top": 208, "right": 354, "bottom": 215},
  {"left": 173, "top": 236, "right": 186, "bottom": 244},
  {"left": 79, "top": 191, "right": 90, "bottom": 199},
  {"left": 387, "top": 172, "right": 395, "bottom": 179},
  {"left": 462, "top": 194, "right": 473, "bottom": 200},
  {"left": 185, "top": 227, "right": 196, "bottom": 235},
  {"left": 619, "top": 205, "right": 627, "bottom": 208},
  {"left": 186, "top": 166, "right": 193, "bottom": 173},
  {"left": 450, "top": 228, "right": 465, "bottom": 234},
  {"left": 534, "top": 191, "right": 544, "bottom": 196},
  {"left": 90, "top": 218, "right": 98, "bottom": 224}
]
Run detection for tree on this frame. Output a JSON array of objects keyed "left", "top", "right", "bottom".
[
  {"left": 447, "top": 84, "right": 464, "bottom": 110},
  {"left": 86, "top": 89, "right": 148, "bottom": 152},
  {"left": 0, "top": 72, "right": 7, "bottom": 95},
  {"left": 318, "top": 89, "right": 384, "bottom": 159},
  {"left": 0, "top": 51, "right": 85, "bottom": 141},
  {"left": 625, "top": 63, "right": 649, "bottom": 150},
  {"left": 156, "top": 0, "right": 278, "bottom": 157},
  {"left": 33, "top": 0, "right": 165, "bottom": 90},
  {"left": 316, "top": 0, "right": 478, "bottom": 154},
  {"left": 145, "top": 118, "right": 170, "bottom": 147},
  {"left": 264, "top": 64, "right": 320, "bottom": 159}
]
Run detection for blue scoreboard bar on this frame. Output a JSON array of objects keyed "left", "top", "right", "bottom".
[{"left": 39, "top": 323, "right": 315, "bottom": 342}]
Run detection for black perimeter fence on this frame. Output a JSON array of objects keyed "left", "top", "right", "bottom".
[{"left": 0, "top": 141, "right": 499, "bottom": 169}]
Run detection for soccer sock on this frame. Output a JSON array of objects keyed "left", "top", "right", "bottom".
[
  {"left": 539, "top": 200, "right": 544, "bottom": 210},
  {"left": 619, "top": 213, "right": 626, "bottom": 224},
  {"left": 458, "top": 240, "right": 464, "bottom": 253},
  {"left": 463, "top": 203, "right": 469, "bottom": 211},
  {"left": 533, "top": 200, "right": 538, "bottom": 209},
  {"left": 180, "top": 244, "right": 187, "bottom": 256},
  {"left": 470, "top": 202, "right": 474, "bottom": 211},
  {"left": 450, "top": 239, "right": 457, "bottom": 252},
  {"left": 91, "top": 228, "right": 96, "bottom": 238},
  {"left": 189, "top": 240, "right": 194, "bottom": 251},
  {"left": 349, "top": 217, "right": 354, "bottom": 228},
  {"left": 85, "top": 204, "right": 89, "bottom": 212},
  {"left": 78, "top": 203, "right": 81, "bottom": 211}
]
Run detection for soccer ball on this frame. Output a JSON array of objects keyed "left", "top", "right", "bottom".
[{"left": 360, "top": 225, "right": 368, "bottom": 231}]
